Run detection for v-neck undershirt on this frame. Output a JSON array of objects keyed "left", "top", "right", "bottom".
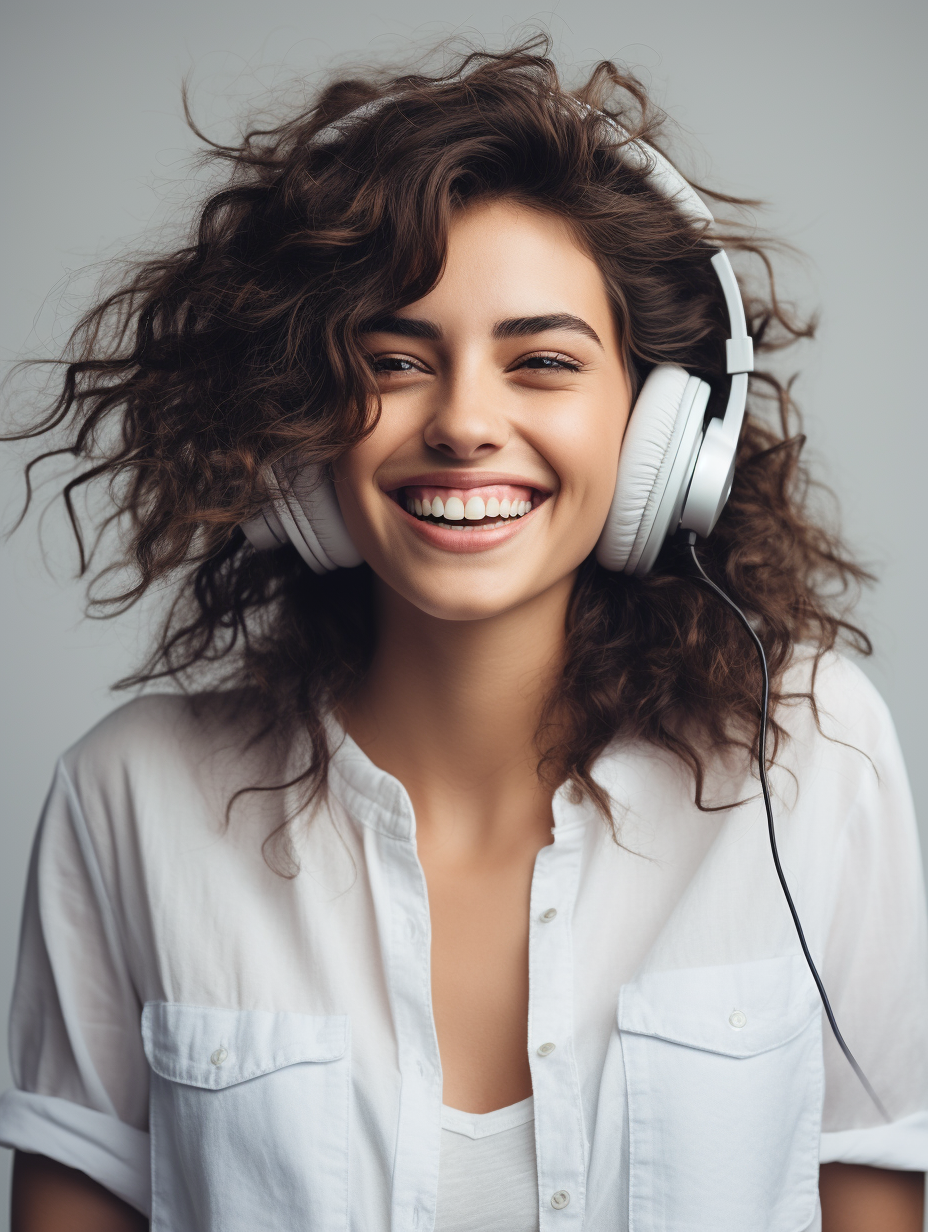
[{"left": 436, "top": 1097, "right": 539, "bottom": 1232}]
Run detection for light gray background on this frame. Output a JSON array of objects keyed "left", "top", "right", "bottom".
[{"left": 1, "top": 0, "right": 926, "bottom": 1221}]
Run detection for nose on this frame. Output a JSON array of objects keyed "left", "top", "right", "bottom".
[{"left": 422, "top": 365, "right": 510, "bottom": 460}]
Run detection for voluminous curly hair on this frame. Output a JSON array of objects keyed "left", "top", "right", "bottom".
[{"left": 12, "top": 36, "right": 870, "bottom": 849}]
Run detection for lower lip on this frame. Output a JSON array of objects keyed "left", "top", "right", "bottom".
[{"left": 392, "top": 501, "right": 541, "bottom": 553}]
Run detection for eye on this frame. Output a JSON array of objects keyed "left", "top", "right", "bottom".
[
  {"left": 515, "top": 353, "right": 582, "bottom": 373},
  {"left": 369, "top": 355, "right": 426, "bottom": 374}
]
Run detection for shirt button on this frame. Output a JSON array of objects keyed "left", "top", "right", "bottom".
[
  {"left": 540, "top": 907, "right": 558, "bottom": 922},
  {"left": 210, "top": 1047, "right": 228, "bottom": 1066},
  {"left": 537, "top": 1041, "right": 556, "bottom": 1056},
  {"left": 551, "top": 1190, "right": 571, "bottom": 1209},
  {"left": 729, "top": 1010, "right": 747, "bottom": 1028}
]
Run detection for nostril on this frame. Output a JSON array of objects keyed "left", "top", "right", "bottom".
[{"left": 429, "top": 441, "right": 501, "bottom": 460}]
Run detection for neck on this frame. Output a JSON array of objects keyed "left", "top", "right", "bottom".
[{"left": 342, "top": 574, "right": 574, "bottom": 850}]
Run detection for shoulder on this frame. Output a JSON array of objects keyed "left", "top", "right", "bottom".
[
  {"left": 56, "top": 691, "right": 280, "bottom": 830},
  {"left": 776, "top": 649, "right": 896, "bottom": 756},
  {"left": 596, "top": 651, "right": 897, "bottom": 797},
  {"left": 61, "top": 691, "right": 250, "bottom": 774},
  {"left": 65, "top": 692, "right": 202, "bottom": 753},
  {"left": 771, "top": 650, "right": 916, "bottom": 846}
]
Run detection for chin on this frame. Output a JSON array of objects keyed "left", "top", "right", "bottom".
[
  {"left": 405, "top": 585, "right": 529, "bottom": 623},
  {"left": 385, "top": 561, "right": 571, "bottom": 625}
]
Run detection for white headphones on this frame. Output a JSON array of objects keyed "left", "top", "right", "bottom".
[{"left": 241, "top": 121, "right": 753, "bottom": 577}]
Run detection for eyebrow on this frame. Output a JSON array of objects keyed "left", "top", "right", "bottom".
[
  {"left": 360, "top": 314, "right": 442, "bottom": 341},
  {"left": 361, "top": 312, "right": 603, "bottom": 349},
  {"left": 492, "top": 314, "right": 603, "bottom": 349}
]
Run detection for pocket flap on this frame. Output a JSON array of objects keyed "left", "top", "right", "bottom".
[
  {"left": 618, "top": 955, "right": 819, "bottom": 1058},
  {"left": 142, "top": 1002, "right": 349, "bottom": 1089}
]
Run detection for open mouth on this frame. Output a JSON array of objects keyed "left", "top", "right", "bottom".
[{"left": 395, "top": 484, "right": 541, "bottom": 530}]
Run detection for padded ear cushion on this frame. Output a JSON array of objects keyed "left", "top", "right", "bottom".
[
  {"left": 596, "top": 365, "right": 693, "bottom": 572},
  {"left": 271, "top": 463, "right": 363, "bottom": 573},
  {"left": 289, "top": 467, "right": 364, "bottom": 569},
  {"left": 629, "top": 373, "right": 708, "bottom": 575}
]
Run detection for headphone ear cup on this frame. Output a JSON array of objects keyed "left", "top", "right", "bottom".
[
  {"left": 240, "top": 505, "right": 288, "bottom": 551},
  {"left": 287, "top": 467, "right": 364, "bottom": 569},
  {"left": 595, "top": 365, "right": 710, "bottom": 575},
  {"left": 240, "top": 463, "right": 363, "bottom": 573}
]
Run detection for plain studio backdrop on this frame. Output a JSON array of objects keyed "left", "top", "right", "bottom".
[{"left": 1, "top": 0, "right": 926, "bottom": 1221}]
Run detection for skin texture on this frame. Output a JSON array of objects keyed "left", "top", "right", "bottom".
[
  {"left": 819, "top": 1163, "right": 924, "bottom": 1230},
  {"left": 12, "top": 1153, "right": 148, "bottom": 1231},
  {"left": 11, "top": 202, "right": 923, "bottom": 1228}
]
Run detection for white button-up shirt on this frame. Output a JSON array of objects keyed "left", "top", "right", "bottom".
[{"left": 1, "top": 652, "right": 926, "bottom": 1231}]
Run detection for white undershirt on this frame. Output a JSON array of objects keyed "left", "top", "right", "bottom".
[{"left": 435, "top": 1097, "right": 539, "bottom": 1232}]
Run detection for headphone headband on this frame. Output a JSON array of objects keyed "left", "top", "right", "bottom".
[{"left": 602, "top": 127, "right": 754, "bottom": 539}]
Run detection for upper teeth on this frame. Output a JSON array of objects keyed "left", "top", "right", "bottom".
[{"left": 406, "top": 495, "right": 532, "bottom": 521}]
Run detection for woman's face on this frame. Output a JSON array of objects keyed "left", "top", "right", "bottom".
[{"left": 333, "top": 199, "right": 632, "bottom": 622}]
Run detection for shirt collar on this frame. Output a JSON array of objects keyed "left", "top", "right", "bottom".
[
  {"left": 326, "top": 721, "right": 417, "bottom": 841},
  {"left": 326, "top": 716, "right": 602, "bottom": 843}
]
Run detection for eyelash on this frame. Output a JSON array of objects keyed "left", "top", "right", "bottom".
[
  {"left": 370, "top": 357, "right": 423, "bottom": 373},
  {"left": 369, "top": 352, "right": 582, "bottom": 374},
  {"left": 517, "top": 354, "right": 582, "bottom": 373}
]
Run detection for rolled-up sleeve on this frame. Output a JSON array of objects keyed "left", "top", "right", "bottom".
[
  {"left": 819, "top": 1113, "right": 928, "bottom": 1170},
  {"left": 0, "top": 761, "right": 151, "bottom": 1214}
]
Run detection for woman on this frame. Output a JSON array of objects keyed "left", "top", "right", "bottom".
[{"left": 2, "top": 41, "right": 926, "bottom": 1232}]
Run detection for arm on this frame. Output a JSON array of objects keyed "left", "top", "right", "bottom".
[
  {"left": 0, "top": 760, "right": 152, "bottom": 1219},
  {"left": 820, "top": 1163, "right": 924, "bottom": 1231},
  {"left": 12, "top": 1152, "right": 148, "bottom": 1232},
  {"left": 803, "top": 662, "right": 928, "bottom": 1203}
]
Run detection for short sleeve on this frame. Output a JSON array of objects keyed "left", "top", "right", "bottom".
[
  {"left": 815, "top": 662, "right": 928, "bottom": 1170},
  {"left": 0, "top": 760, "right": 151, "bottom": 1214}
]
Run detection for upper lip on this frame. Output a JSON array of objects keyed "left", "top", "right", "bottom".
[{"left": 382, "top": 470, "right": 554, "bottom": 494}]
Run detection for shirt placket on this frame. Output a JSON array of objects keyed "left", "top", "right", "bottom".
[
  {"left": 362, "top": 811, "right": 443, "bottom": 1232},
  {"left": 529, "top": 800, "right": 588, "bottom": 1230}
]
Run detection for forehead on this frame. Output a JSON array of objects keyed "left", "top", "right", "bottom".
[{"left": 409, "top": 199, "right": 612, "bottom": 327}]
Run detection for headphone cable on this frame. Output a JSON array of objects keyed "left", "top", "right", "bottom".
[{"left": 683, "top": 532, "right": 889, "bottom": 1123}]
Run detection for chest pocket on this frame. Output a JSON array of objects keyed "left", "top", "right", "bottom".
[
  {"left": 143, "top": 1002, "right": 350, "bottom": 1232},
  {"left": 618, "top": 956, "right": 822, "bottom": 1232}
]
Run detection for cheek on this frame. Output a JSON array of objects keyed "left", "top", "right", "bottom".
[
  {"left": 545, "top": 399, "right": 628, "bottom": 528},
  {"left": 333, "top": 422, "right": 397, "bottom": 515},
  {"left": 334, "top": 441, "right": 375, "bottom": 499},
  {"left": 339, "top": 394, "right": 420, "bottom": 485}
]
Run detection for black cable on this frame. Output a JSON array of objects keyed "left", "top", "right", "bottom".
[{"left": 684, "top": 532, "right": 889, "bottom": 1123}]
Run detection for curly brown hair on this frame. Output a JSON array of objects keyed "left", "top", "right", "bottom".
[{"left": 10, "top": 36, "right": 871, "bottom": 850}]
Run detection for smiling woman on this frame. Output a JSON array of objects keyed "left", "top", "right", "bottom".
[{"left": 2, "top": 36, "right": 926, "bottom": 1232}]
